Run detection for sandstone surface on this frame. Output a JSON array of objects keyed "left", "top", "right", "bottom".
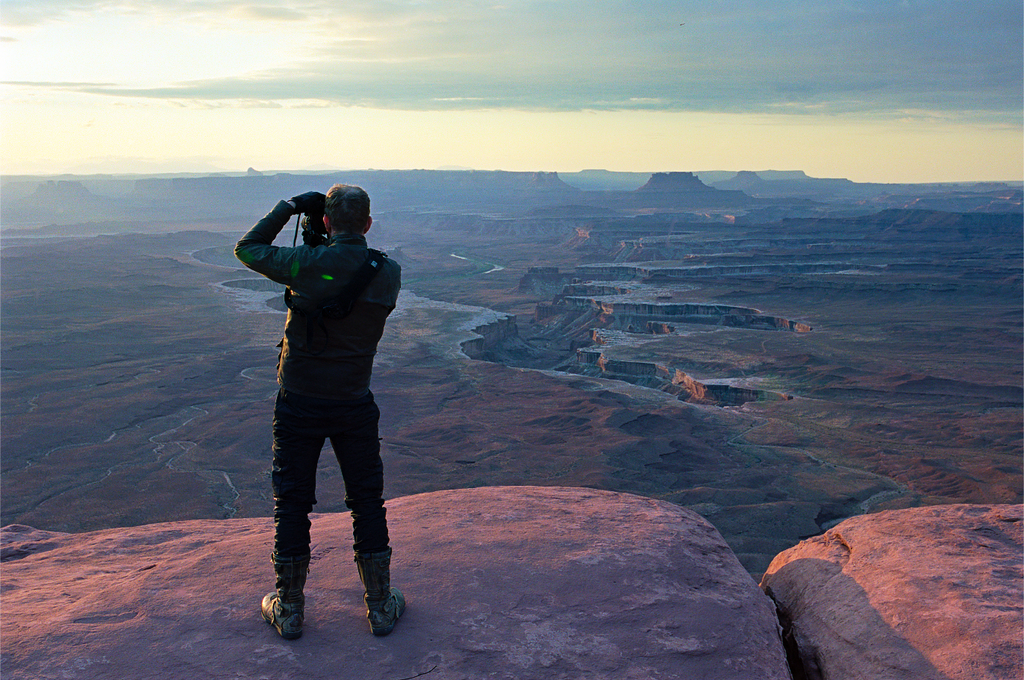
[
  {"left": 760, "top": 504, "right": 1023, "bottom": 680},
  {"left": 1, "top": 486, "right": 790, "bottom": 680}
]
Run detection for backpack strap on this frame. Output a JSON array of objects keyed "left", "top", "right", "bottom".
[{"left": 284, "top": 249, "right": 387, "bottom": 355}]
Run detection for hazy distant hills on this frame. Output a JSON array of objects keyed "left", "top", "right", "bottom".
[
  {"left": 1, "top": 170, "right": 581, "bottom": 231},
  {"left": 713, "top": 169, "right": 859, "bottom": 198},
  {"left": 563, "top": 169, "right": 816, "bottom": 191},
  {"left": 2, "top": 168, "right": 1019, "bottom": 234},
  {"left": 712, "top": 170, "right": 1024, "bottom": 208}
]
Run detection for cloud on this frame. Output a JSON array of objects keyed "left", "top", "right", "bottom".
[
  {"left": 5, "top": 0, "right": 1021, "bottom": 121},
  {"left": 3, "top": 80, "right": 118, "bottom": 88},
  {"left": 0, "top": 0, "right": 317, "bottom": 26},
  {"left": 232, "top": 5, "right": 306, "bottom": 22}
]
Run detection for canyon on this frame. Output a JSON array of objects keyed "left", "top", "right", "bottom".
[{"left": 1, "top": 169, "right": 1020, "bottom": 581}]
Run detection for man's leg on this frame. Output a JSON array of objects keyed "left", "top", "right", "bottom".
[
  {"left": 328, "top": 395, "right": 388, "bottom": 553},
  {"left": 271, "top": 389, "right": 328, "bottom": 556},
  {"left": 328, "top": 393, "right": 404, "bottom": 635},
  {"left": 262, "top": 389, "right": 324, "bottom": 639}
]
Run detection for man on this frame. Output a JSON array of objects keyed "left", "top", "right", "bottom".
[{"left": 235, "top": 184, "right": 404, "bottom": 640}]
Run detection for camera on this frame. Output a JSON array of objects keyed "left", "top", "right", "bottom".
[
  {"left": 290, "top": 191, "right": 328, "bottom": 247},
  {"left": 300, "top": 212, "right": 327, "bottom": 247}
]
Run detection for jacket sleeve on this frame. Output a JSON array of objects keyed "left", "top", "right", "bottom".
[{"left": 234, "top": 200, "right": 299, "bottom": 285}]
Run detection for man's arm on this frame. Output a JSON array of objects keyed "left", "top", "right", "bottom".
[{"left": 234, "top": 200, "right": 299, "bottom": 284}]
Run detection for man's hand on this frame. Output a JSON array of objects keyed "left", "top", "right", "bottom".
[{"left": 289, "top": 191, "right": 326, "bottom": 215}]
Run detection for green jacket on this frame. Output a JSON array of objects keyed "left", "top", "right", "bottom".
[{"left": 235, "top": 200, "right": 401, "bottom": 400}]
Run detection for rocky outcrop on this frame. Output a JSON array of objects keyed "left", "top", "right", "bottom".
[
  {"left": 517, "top": 266, "right": 574, "bottom": 294},
  {"left": 541, "top": 171, "right": 752, "bottom": 212},
  {"left": 0, "top": 486, "right": 791, "bottom": 680},
  {"left": 31, "top": 179, "right": 95, "bottom": 201},
  {"left": 575, "top": 349, "right": 792, "bottom": 406},
  {"left": 622, "top": 172, "right": 751, "bottom": 208},
  {"left": 760, "top": 504, "right": 1023, "bottom": 680},
  {"left": 716, "top": 170, "right": 766, "bottom": 191},
  {"left": 559, "top": 296, "right": 813, "bottom": 333},
  {"left": 459, "top": 314, "right": 521, "bottom": 359},
  {"left": 637, "top": 171, "right": 719, "bottom": 193},
  {"left": 577, "top": 261, "right": 880, "bottom": 281}
]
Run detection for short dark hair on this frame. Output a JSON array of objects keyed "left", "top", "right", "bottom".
[{"left": 324, "top": 184, "right": 370, "bottom": 234}]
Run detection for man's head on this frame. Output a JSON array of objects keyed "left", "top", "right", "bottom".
[{"left": 324, "top": 184, "right": 372, "bottom": 236}]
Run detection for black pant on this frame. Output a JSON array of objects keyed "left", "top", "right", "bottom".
[{"left": 271, "top": 388, "right": 389, "bottom": 557}]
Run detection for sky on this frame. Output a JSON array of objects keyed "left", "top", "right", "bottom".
[{"left": 2, "top": 0, "right": 1022, "bottom": 182}]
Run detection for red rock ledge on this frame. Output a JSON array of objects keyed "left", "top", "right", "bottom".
[
  {"left": 1, "top": 486, "right": 789, "bottom": 680},
  {"left": 761, "top": 503, "right": 1023, "bottom": 680}
]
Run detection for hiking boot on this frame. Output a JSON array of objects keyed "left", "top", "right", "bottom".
[
  {"left": 354, "top": 547, "right": 405, "bottom": 636},
  {"left": 261, "top": 553, "right": 309, "bottom": 639}
]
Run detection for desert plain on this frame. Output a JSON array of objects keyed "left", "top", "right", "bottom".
[{"left": 2, "top": 169, "right": 1021, "bottom": 577}]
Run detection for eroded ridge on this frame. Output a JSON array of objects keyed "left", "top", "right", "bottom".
[
  {"left": 461, "top": 268, "right": 809, "bottom": 406},
  {"left": 574, "top": 350, "right": 791, "bottom": 406},
  {"left": 525, "top": 270, "right": 812, "bottom": 334}
]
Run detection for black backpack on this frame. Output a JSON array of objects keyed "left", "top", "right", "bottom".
[{"left": 283, "top": 248, "right": 387, "bottom": 354}]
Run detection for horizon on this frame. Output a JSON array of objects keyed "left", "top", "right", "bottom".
[
  {"left": 4, "top": 166, "right": 1022, "bottom": 187},
  {"left": 2, "top": 1, "right": 1022, "bottom": 183},
  {"left": 4, "top": 168, "right": 1019, "bottom": 189}
]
